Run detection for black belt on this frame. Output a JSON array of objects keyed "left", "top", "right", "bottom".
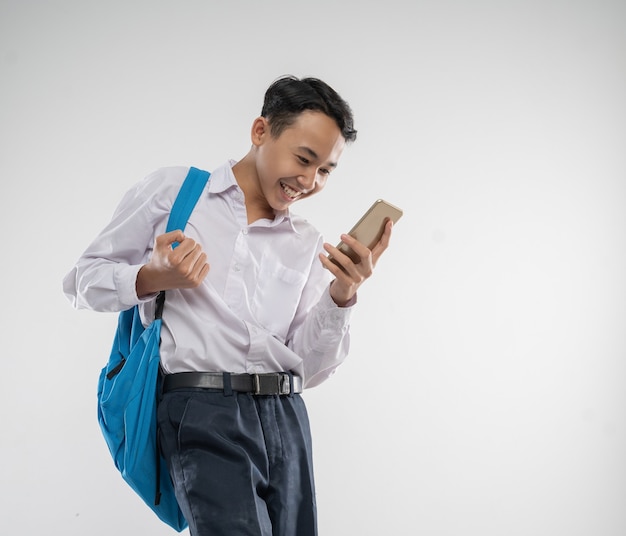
[{"left": 162, "top": 372, "right": 302, "bottom": 396}]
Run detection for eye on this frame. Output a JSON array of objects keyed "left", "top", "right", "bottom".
[
  {"left": 319, "top": 168, "right": 331, "bottom": 176},
  {"left": 297, "top": 155, "right": 310, "bottom": 165}
]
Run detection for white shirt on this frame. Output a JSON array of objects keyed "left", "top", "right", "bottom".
[{"left": 63, "top": 161, "right": 353, "bottom": 388}]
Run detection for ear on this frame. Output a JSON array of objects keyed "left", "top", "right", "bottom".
[{"left": 251, "top": 116, "right": 270, "bottom": 147}]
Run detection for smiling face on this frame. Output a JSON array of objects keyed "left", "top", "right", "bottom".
[{"left": 250, "top": 110, "right": 346, "bottom": 213}]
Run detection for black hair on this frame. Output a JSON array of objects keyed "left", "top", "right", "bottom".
[{"left": 261, "top": 75, "right": 357, "bottom": 143}]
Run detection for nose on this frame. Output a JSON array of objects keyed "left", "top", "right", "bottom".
[{"left": 297, "top": 168, "right": 318, "bottom": 191}]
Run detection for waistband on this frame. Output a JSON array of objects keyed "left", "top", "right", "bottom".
[{"left": 162, "top": 371, "right": 302, "bottom": 396}]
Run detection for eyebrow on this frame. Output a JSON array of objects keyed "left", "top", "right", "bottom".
[{"left": 298, "top": 146, "right": 338, "bottom": 168}]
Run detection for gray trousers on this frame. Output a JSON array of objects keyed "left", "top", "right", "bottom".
[{"left": 157, "top": 387, "right": 317, "bottom": 536}]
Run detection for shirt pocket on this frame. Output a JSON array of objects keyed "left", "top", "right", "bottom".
[{"left": 251, "top": 260, "right": 307, "bottom": 340}]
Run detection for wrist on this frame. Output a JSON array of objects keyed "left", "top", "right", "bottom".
[
  {"left": 136, "top": 264, "right": 161, "bottom": 298},
  {"left": 329, "top": 280, "right": 356, "bottom": 308}
]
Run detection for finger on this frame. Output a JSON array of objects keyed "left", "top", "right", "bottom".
[
  {"left": 194, "top": 259, "right": 211, "bottom": 285},
  {"left": 322, "top": 243, "right": 365, "bottom": 281},
  {"left": 338, "top": 234, "right": 371, "bottom": 263},
  {"left": 323, "top": 242, "right": 354, "bottom": 271},
  {"left": 154, "top": 231, "right": 189, "bottom": 260},
  {"left": 198, "top": 257, "right": 210, "bottom": 275},
  {"left": 189, "top": 250, "right": 209, "bottom": 277},
  {"left": 175, "top": 243, "right": 204, "bottom": 273},
  {"left": 189, "top": 251, "right": 210, "bottom": 285},
  {"left": 371, "top": 220, "right": 393, "bottom": 264},
  {"left": 319, "top": 251, "right": 350, "bottom": 278},
  {"left": 169, "top": 248, "right": 209, "bottom": 288},
  {"left": 335, "top": 235, "right": 374, "bottom": 278},
  {"left": 156, "top": 229, "right": 186, "bottom": 249}
]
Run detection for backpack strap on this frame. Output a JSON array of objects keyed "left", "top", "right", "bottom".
[
  {"left": 166, "top": 166, "right": 211, "bottom": 237},
  {"left": 155, "top": 167, "right": 211, "bottom": 319}
]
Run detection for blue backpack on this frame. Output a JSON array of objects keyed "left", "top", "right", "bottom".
[{"left": 97, "top": 167, "right": 210, "bottom": 531}]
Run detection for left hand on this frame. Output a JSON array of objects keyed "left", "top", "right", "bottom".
[{"left": 319, "top": 219, "right": 393, "bottom": 307}]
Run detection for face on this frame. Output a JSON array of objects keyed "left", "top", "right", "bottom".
[{"left": 252, "top": 111, "right": 346, "bottom": 212}]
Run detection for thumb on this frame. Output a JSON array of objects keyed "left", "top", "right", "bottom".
[{"left": 158, "top": 229, "right": 186, "bottom": 250}]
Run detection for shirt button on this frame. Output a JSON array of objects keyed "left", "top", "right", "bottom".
[
  {"left": 242, "top": 229, "right": 248, "bottom": 235},
  {"left": 233, "top": 264, "right": 241, "bottom": 272}
]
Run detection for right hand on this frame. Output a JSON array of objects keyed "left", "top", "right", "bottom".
[{"left": 136, "top": 230, "right": 210, "bottom": 297}]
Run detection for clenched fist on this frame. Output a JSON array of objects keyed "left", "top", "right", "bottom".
[{"left": 136, "top": 230, "right": 210, "bottom": 297}]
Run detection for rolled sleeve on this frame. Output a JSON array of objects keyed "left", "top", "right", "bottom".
[
  {"left": 115, "top": 263, "right": 158, "bottom": 308},
  {"left": 317, "top": 285, "right": 356, "bottom": 329}
]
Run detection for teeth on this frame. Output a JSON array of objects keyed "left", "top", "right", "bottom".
[{"left": 281, "top": 182, "right": 301, "bottom": 199}]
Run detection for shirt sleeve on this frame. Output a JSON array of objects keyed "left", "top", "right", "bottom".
[
  {"left": 286, "top": 238, "right": 357, "bottom": 388},
  {"left": 62, "top": 168, "right": 183, "bottom": 312}
]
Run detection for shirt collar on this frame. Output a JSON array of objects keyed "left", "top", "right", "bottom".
[{"left": 209, "top": 160, "right": 299, "bottom": 234}]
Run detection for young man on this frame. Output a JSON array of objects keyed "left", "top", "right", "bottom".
[{"left": 63, "top": 76, "right": 393, "bottom": 536}]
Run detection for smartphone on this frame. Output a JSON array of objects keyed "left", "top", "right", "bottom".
[{"left": 329, "top": 199, "right": 403, "bottom": 267}]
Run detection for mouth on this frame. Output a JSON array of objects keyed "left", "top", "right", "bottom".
[{"left": 280, "top": 181, "right": 303, "bottom": 200}]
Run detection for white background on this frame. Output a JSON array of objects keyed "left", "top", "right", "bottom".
[{"left": 1, "top": 1, "right": 625, "bottom": 534}]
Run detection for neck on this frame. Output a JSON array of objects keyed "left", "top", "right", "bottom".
[{"left": 232, "top": 155, "right": 275, "bottom": 224}]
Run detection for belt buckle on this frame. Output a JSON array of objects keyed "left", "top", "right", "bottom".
[{"left": 252, "top": 373, "right": 291, "bottom": 396}]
